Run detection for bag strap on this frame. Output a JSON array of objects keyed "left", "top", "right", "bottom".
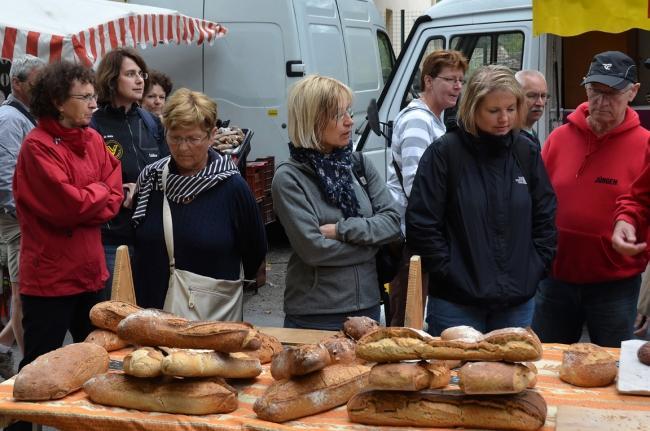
[
  {"left": 351, "top": 153, "right": 370, "bottom": 199},
  {"left": 137, "top": 107, "right": 161, "bottom": 142},
  {"left": 6, "top": 100, "right": 36, "bottom": 127},
  {"left": 161, "top": 161, "right": 176, "bottom": 271}
]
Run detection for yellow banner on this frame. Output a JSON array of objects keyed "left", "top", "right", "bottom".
[{"left": 533, "top": 0, "right": 650, "bottom": 36}]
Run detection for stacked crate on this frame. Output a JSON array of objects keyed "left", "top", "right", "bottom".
[{"left": 245, "top": 156, "right": 275, "bottom": 225}]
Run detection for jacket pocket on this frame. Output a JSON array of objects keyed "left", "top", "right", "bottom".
[{"left": 553, "top": 227, "right": 627, "bottom": 282}]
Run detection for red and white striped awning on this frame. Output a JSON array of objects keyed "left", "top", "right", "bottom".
[{"left": 0, "top": 0, "right": 227, "bottom": 66}]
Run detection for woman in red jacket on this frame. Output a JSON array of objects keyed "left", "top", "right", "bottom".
[{"left": 13, "top": 61, "right": 123, "bottom": 371}]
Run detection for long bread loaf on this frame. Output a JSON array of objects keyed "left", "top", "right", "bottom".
[
  {"left": 347, "top": 389, "right": 547, "bottom": 431},
  {"left": 14, "top": 343, "right": 109, "bottom": 400},
  {"left": 89, "top": 301, "right": 142, "bottom": 332},
  {"left": 161, "top": 349, "right": 262, "bottom": 378},
  {"left": 84, "top": 373, "right": 238, "bottom": 415},
  {"left": 368, "top": 360, "right": 450, "bottom": 391},
  {"left": 116, "top": 309, "right": 261, "bottom": 352},
  {"left": 356, "top": 327, "right": 542, "bottom": 362},
  {"left": 254, "top": 363, "right": 370, "bottom": 423},
  {"left": 458, "top": 362, "right": 537, "bottom": 394}
]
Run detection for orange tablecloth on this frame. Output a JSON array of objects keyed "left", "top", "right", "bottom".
[{"left": 0, "top": 344, "right": 648, "bottom": 431}]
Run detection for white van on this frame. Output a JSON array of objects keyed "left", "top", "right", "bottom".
[
  {"left": 359, "top": 0, "right": 650, "bottom": 179},
  {"left": 128, "top": 0, "right": 394, "bottom": 164}
]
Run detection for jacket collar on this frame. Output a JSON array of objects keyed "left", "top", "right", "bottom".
[{"left": 37, "top": 117, "right": 94, "bottom": 156}]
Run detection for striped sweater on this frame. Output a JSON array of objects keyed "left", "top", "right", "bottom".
[{"left": 386, "top": 98, "right": 446, "bottom": 232}]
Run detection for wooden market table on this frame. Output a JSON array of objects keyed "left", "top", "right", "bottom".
[{"left": 0, "top": 339, "right": 649, "bottom": 431}]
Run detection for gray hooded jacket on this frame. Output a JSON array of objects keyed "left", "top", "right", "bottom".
[{"left": 272, "top": 152, "right": 401, "bottom": 316}]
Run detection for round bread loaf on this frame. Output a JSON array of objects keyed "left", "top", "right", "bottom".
[
  {"left": 440, "top": 325, "right": 483, "bottom": 342},
  {"left": 559, "top": 343, "right": 617, "bottom": 387},
  {"left": 638, "top": 341, "right": 650, "bottom": 365}
]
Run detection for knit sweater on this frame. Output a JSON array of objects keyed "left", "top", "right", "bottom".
[{"left": 133, "top": 168, "right": 267, "bottom": 309}]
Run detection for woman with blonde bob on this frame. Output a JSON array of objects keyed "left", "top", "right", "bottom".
[
  {"left": 406, "top": 65, "right": 557, "bottom": 335},
  {"left": 131, "top": 88, "right": 267, "bottom": 314},
  {"left": 272, "top": 75, "right": 400, "bottom": 330}
]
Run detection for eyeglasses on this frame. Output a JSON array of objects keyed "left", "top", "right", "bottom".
[
  {"left": 436, "top": 76, "right": 465, "bottom": 85},
  {"left": 334, "top": 107, "right": 354, "bottom": 123},
  {"left": 585, "top": 84, "right": 631, "bottom": 100},
  {"left": 69, "top": 93, "right": 98, "bottom": 102},
  {"left": 167, "top": 133, "right": 209, "bottom": 146},
  {"left": 123, "top": 70, "right": 148, "bottom": 80},
  {"left": 525, "top": 92, "right": 552, "bottom": 101}
]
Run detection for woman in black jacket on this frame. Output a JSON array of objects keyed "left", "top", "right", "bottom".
[
  {"left": 406, "top": 65, "right": 557, "bottom": 336},
  {"left": 90, "top": 48, "right": 169, "bottom": 291}
]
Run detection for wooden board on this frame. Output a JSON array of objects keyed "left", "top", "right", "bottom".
[
  {"left": 556, "top": 405, "right": 650, "bottom": 431},
  {"left": 617, "top": 339, "right": 650, "bottom": 395},
  {"left": 257, "top": 326, "right": 337, "bottom": 345}
]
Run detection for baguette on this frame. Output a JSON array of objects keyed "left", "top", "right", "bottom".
[
  {"left": 559, "top": 343, "right": 617, "bottom": 387},
  {"left": 116, "top": 309, "right": 261, "bottom": 352},
  {"left": 347, "top": 389, "right": 547, "bottom": 431},
  {"left": 270, "top": 343, "right": 332, "bottom": 380},
  {"left": 161, "top": 349, "right": 262, "bottom": 378},
  {"left": 458, "top": 362, "right": 537, "bottom": 394},
  {"left": 84, "top": 373, "right": 238, "bottom": 415},
  {"left": 85, "top": 329, "right": 130, "bottom": 352},
  {"left": 14, "top": 343, "right": 109, "bottom": 400},
  {"left": 122, "top": 347, "right": 165, "bottom": 378},
  {"left": 254, "top": 363, "right": 370, "bottom": 422},
  {"left": 356, "top": 327, "right": 542, "bottom": 362},
  {"left": 368, "top": 360, "right": 450, "bottom": 391},
  {"left": 89, "top": 301, "right": 142, "bottom": 332}
]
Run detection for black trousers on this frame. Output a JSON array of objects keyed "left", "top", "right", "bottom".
[{"left": 5, "top": 289, "right": 106, "bottom": 431}]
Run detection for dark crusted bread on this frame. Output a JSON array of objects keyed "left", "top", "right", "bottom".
[{"left": 347, "top": 389, "right": 547, "bottom": 430}]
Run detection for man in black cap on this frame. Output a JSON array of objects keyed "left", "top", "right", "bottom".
[{"left": 532, "top": 51, "right": 649, "bottom": 347}]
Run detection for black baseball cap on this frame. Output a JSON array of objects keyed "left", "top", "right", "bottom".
[{"left": 581, "top": 51, "right": 637, "bottom": 90}]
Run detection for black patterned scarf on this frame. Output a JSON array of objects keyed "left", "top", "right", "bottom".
[
  {"left": 289, "top": 142, "right": 360, "bottom": 218},
  {"left": 132, "top": 148, "right": 240, "bottom": 225}
]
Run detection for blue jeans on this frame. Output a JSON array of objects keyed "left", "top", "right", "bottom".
[
  {"left": 532, "top": 275, "right": 640, "bottom": 347},
  {"left": 426, "top": 296, "right": 535, "bottom": 336},
  {"left": 284, "top": 305, "right": 381, "bottom": 331},
  {"left": 103, "top": 244, "right": 134, "bottom": 299}
]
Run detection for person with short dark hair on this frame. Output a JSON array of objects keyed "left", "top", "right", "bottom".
[
  {"left": 132, "top": 88, "right": 266, "bottom": 317},
  {"left": 13, "top": 60, "right": 122, "bottom": 371},
  {"left": 141, "top": 70, "right": 173, "bottom": 119},
  {"left": 407, "top": 65, "right": 557, "bottom": 336},
  {"left": 91, "top": 48, "right": 169, "bottom": 291},
  {"left": 533, "top": 51, "right": 649, "bottom": 347}
]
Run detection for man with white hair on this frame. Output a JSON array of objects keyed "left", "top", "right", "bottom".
[
  {"left": 515, "top": 69, "right": 549, "bottom": 148},
  {"left": 0, "top": 54, "right": 45, "bottom": 367},
  {"left": 533, "top": 51, "right": 649, "bottom": 347}
]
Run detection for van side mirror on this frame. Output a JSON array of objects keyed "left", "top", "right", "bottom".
[{"left": 367, "top": 99, "right": 382, "bottom": 137}]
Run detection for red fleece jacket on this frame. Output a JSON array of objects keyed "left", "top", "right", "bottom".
[{"left": 542, "top": 102, "right": 650, "bottom": 283}]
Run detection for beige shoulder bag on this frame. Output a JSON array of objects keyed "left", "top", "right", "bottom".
[{"left": 161, "top": 161, "right": 243, "bottom": 321}]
